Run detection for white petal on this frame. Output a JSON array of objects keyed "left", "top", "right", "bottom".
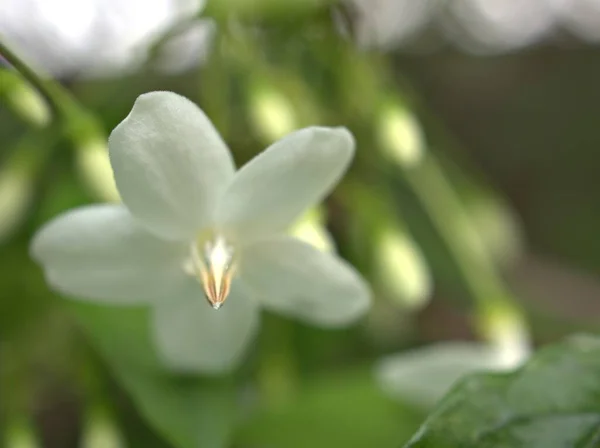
[
  {"left": 109, "top": 91, "right": 235, "bottom": 240},
  {"left": 152, "top": 279, "right": 260, "bottom": 373},
  {"left": 239, "top": 236, "right": 370, "bottom": 327},
  {"left": 217, "top": 127, "right": 354, "bottom": 242},
  {"left": 31, "top": 204, "right": 189, "bottom": 304},
  {"left": 375, "top": 342, "right": 517, "bottom": 408}
]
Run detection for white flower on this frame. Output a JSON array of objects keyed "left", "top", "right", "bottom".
[
  {"left": 376, "top": 339, "right": 529, "bottom": 408},
  {"left": 0, "top": 0, "right": 211, "bottom": 77},
  {"left": 31, "top": 91, "right": 371, "bottom": 373},
  {"left": 344, "top": 0, "right": 438, "bottom": 50}
]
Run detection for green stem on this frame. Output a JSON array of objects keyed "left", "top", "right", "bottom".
[
  {"left": 0, "top": 39, "right": 78, "bottom": 118},
  {"left": 0, "top": 39, "right": 107, "bottom": 167},
  {"left": 405, "top": 158, "right": 500, "bottom": 299},
  {"left": 257, "top": 315, "right": 297, "bottom": 408},
  {"left": 401, "top": 155, "right": 530, "bottom": 346}
]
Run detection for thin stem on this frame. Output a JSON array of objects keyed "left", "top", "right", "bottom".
[
  {"left": 0, "top": 38, "right": 108, "bottom": 169},
  {"left": 400, "top": 155, "right": 530, "bottom": 346},
  {"left": 0, "top": 39, "right": 78, "bottom": 118},
  {"left": 404, "top": 157, "right": 503, "bottom": 300},
  {"left": 257, "top": 315, "right": 297, "bottom": 408}
]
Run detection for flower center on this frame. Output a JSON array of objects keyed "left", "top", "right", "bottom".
[{"left": 189, "top": 235, "right": 236, "bottom": 310}]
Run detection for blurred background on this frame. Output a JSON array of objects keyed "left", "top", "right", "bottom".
[{"left": 2, "top": 0, "right": 600, "bottom": 447}]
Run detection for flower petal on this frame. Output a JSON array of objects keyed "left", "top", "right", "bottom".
[
  {"left": 151, "top": 279, "right": 260, "bottom": 373},
  {"left": 109, "top": 91, "right": 235, "bottom": 240},
  {"left": 217, "top": 127, "right": 354, "bottom": 242},
  {"left": 31, "top": 204, "right": 189, "bottom": 304},
  {"left": 375, "top": 342, "right": 519, "bottom": 408},
  {"left": 239, "top": 236, "right": 370, "bottom": 327}
]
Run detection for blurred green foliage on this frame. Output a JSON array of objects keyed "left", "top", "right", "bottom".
[{"left": 2, "top": 0, "right": 600, "bottom": 447}]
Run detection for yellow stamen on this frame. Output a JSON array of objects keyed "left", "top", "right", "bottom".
[{"left": 190, "top": 236, "right": 236, "bottom": 310}]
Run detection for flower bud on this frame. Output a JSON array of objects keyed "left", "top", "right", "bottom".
[
  {"left": 82, "top": 407, "right": 125, "bottom": 448},
  {"left": 376, "top": 226, "right": 431, "bottom": 309},
  {"left": 377, "top": 102, "right": 424, "bottom": 168},
  {"left": 0, "top": 69, "right": 50, "bottom": 127},
  {"left": 75, "top": 139, "right": 120, "bottom": 202},
  {"left": 0, "top": 139, "right": 41, "bottom": 243},
  {"left": 4, "top": 417, "right": 40, "bottom": 448},
  {"left": 475, "top": 302, "right": 530, "bottom": 368},
  {"left": 68, "top": 116, "right": 120, "bottom": 202},
  {"left": 249, "top": 82, "right": 298, "bottom": 142},
  {"left": 289, "top": 207, "right": 334, "bottom": 253}
]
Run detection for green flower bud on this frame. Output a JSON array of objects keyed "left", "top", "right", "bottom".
[
  {"left": 376, "top": 226, "right": 431, "bottom": 309},
  {"left": 249, "top": 82, "right": 297, "bottom": 142},
  {"left": 378, "top": 102, "right": 424, "bottom": 168},
  {"left": 0, "top": 69, "right": 50, "bottom": 127},
  {"left": 4, "top": 417, "right": 40, "bottom": 448},
  {"left": 82, "top": 408, "right": 125, "bottom": 448}
]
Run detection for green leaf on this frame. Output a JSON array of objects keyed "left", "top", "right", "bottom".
[
  {"left": 69, "top": 302, "right": 236, "bottom": 448},
  {"left": 404, "top": 335, "right": 600, "bottom": 448},
  {"left": 238, "top": 368, "right": 423, "bottom": 448}
]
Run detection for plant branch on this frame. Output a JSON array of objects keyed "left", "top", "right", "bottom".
[{"left": 0, "top": 38, "right": 78, "bottom": 119}]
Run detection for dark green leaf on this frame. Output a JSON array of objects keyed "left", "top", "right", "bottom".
[{"left": 405, "top": 335, "right": 600, "bottom": 448}]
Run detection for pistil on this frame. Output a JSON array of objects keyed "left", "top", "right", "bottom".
[{"left": 190, "top": 235, "right": 236, "bottom": 309}]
